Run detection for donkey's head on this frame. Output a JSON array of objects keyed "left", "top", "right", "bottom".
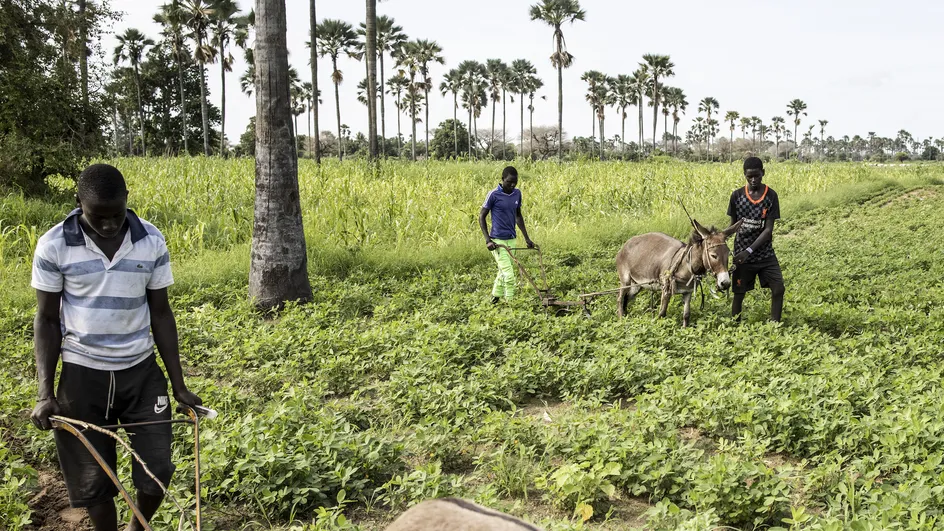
[{"left": 690, "top": 219, "right": 742, "bottom": 290}]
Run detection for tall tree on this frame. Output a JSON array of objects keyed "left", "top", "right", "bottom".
[
  {"left": 155, "top": 1, "right": 191, "bottom": 153},
  {"left": 818, "top": 118, "right": 828, "bottom": 146},
  {"left": 113, "top": 28, "right": 154, "bottom": 155},
  {"left": 360, "top": 15, "right": 405, "bottom": 155},
  {"left": 612, "top": 74, "right": 633, "bottom": 153},
  {"left": 666, "top": 87, "right": 686, "bottom": 154},
  {"left": 486, "top": 59, "right": 509, "bottom": 158},
  {"left": 724, "top": 110, "right": 739, "bottom": 159},
  {"left": 308, "top": 0, "right": 321, "bottom": 163},
  {"left": 510, "top": 59, "right": 537, "bottom": 157},
  {"left": 251, "top": 0, "right": 312, "bottom": 309},
  {"left": 184, "top": 0, "right": 215, "bottom": 155},
  {"left": 697, "top": 96, "right": 718, "bottom": 157},
  {"left": 364, "top": 0, "right": 378, "bottom": 159},
  {"left": 526, "top": 76, "right": 544, "bottom": 157},
  {"left": 629, "top": 67, "right": 649, "bottom": 150},
  {"left": 529, "top": 0, "right": 585, "bottom": 161},
  {"left": 457, "top": 60, "right": 488, "bottom": 159},
  {"left": 771, "top": 116, "right": 785, "bottom": 158},
  {"left": 786, "top": 98, "right": 807, "bottom": 158},
  {"left": 302, "top": 81, "right": 314, "bottom": 157},
  {"left": 386, "top": 73, "right": 409, "bottom": 155},
  {"left": 439, "top": 68, "right": 462, "bottom": 157},
  {"left": 317, "top": 19, "right": 358, "bottom": 160},
  {"left": 581, "top": 70, "right": 605, "bottom": 158},
  {"left": 210, "top": 0, "right": 249, "bottom": 156},
  {"left": 749, "top": 116, "right": 761, "bottom": 151},
  {"left": 642, "top": 53, "right": 673, "bottom": 152},
  {"left": 412, "top": 39, "right": 444, "bottom": 157},
  {"left": 393, "top": 41, "right": 421, "bottom": 160}
]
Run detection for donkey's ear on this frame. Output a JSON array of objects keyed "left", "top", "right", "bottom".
[
  {"left": 722, "top": 219, "right": 743, "bottom": 239},
  {"left": 692, "top": 219, "right": 710, "bottom": 239}
]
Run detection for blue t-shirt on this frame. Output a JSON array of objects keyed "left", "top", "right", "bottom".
[{"left": 482, "top": 186, "right": 522, "bottom": 240}]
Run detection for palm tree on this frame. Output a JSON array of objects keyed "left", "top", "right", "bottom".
[
  {"left": 387, "top": 73, "right": 409, "bottom": 156},
  {"left": 439, "top": 68, "right": 462, "bottom": 157},
  {"left": 457, "top": 60, "right": 488, "bottom": 159},
  {"left": 629, "top": 67, "right": 649, "bottom": 150},
  {"left": 183, "top": 0, "right": 215, "bottom": 155},
  {"left": 360, "top": 16, "right": 405, "bottom": 154},
  {"left": 527, "top": 77, "right": 544, "bottom": 157},
  {"left": 239, "top": 48, "right": 255, "bottom": 95},
  {"left": 818, "top": 119, "right": 828, "bottom": 152},
  {"left": 317, "top": 19, "right": 358, "bottom": 161},
  {"left": 210, "top": 0, "right": 248, "bottom": 156},
  {"left": 411, "top": 39, "right": 444, "bottom": 157},
  {"left": 302, "top": 81, "right": 316, "bottom": 158},
  {"left": 666, "top": 87, "right": 686, "bottom": 154},
  {"left": 660, "top": 87, "right": 672, "bottom": 150},
  {"left": 786, "top": 98, "right": 807, "bottom": 157},
  {"left": 289, "top": 67, "right": 306, "bottom": 146},
  {"left": 509, "top": 59, "right": 537, "bottom": 156},
  {"left": 581, "top": 70, "right": 605, "bottom": 158},
  {"left": 749, "top": 116, "right": 761, "bottom": 151},
  {"left": 250, "top": 0, "right": 312, "bottom": 309},
  {"left": 529, "top": 0, "right": 586, "bottom": 161},
  {"left": 724, "top": 110, "right": 739, "bottom": 159},
  {"left": 697, "top": 96, "right": 718, "bottom": 157},
  {"left": 486, "top": 59, "right": 509, "bottom": 158},
  {"left": 113, "top": 28, "right": 154, "bottom": 155},
  {"left": 739, "top": 117, "right": 750, "bottom": 140},
  {"left": 393, "top": 41, "right": 421, "bottom": 160},
  {"left": 612, "top": 75, "right": 633, "bottom": 153},
  {"left": 595, "top": 76, "right": 616, "bottom": 160},
  {"left": 308, "top": 0, "right": 321, "bottom": 163},
  {"left": 642, "top": 54, "right": 674, "bottom": 152},
  {"left": 155, "top": 2, "right": 190, "bottom": 153},
  {"left": 500, "top": 65, "right": 515, "bottom": 159},
  {"left": 771, "top": 116, "right": 785, "bottom": 158},
  {"left": 364, "top": 0, "right": 379, "bottom": 159}
]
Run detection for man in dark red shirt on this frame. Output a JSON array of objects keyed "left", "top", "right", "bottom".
[{"left": 727, "top": 157, "right": 784, "bottom": 322}]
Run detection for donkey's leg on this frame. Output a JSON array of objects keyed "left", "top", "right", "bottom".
[
  {"left": 617, "top": 286, "right": 627, "bottom": 318},
  {"left": 682, "top": 292, "right": 693, "bottom": 327},
  {"left": 619, "top": 285, "right": 641, "bottom": 318},
  {"left": 658, "top": 292, "right": 671, "bottom": 318}
]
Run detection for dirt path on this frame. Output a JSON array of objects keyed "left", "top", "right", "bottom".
[{"left": 25, "top": 471, "right": 92, "bottom": 531}]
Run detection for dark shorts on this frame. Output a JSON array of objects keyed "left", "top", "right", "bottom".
[
  {"left": 732, "top": 255, "right": 784, "bottom": 294},
  {"left": 54, "top": 355, "right": 174, "bottom": 508}
]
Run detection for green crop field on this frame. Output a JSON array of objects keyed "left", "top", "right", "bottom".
[{"left": 3, "top": 160, "right": 944, "bottom": 530}]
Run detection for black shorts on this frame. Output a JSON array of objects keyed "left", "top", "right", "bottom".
[
  {"left": 732, "top": 255, "right": 784, "bottom": 294},
  {"left": 54, "top": 355, "right": 174, "bottom": 508}
]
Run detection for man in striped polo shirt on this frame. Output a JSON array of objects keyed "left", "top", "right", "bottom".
[{"left": 30, "top": 164, "right": 201, "bottom": 531}]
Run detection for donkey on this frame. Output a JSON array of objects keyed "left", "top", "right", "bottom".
[
  {"left": 615, "top": 219, "right": 741, "bottom": 326},
  {"left": 384, "top": 498, "right": 544, "bottom": 531}
]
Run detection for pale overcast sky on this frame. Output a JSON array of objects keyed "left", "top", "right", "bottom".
[{"left": 108, "top": 0, "right": 944, "bottom": 144}]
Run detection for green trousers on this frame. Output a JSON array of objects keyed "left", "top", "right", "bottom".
[{"left": 490, "top": 238, "right": 517, "bottom": 300}]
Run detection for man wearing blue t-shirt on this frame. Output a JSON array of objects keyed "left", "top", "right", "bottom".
[{"left": 479, "top": 166, "right": 535, "bottom": 303}]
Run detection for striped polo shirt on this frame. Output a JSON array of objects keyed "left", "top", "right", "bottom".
[{"left": 31, "top": 209, "right": 173, "bottom": 371}]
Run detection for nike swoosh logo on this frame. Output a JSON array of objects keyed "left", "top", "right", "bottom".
[{"left": 154, "top": 404, "right": 168, "bottom": 414}]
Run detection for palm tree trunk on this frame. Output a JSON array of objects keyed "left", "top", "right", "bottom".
[
  {"left": 309, "top": 0, "right": 321, "bottom": 164},
  {"left": 651, "top": 77, "right": 658, "bottom": 152},
  {"left": 452, "top": 92, "right": 457, "bottom": 157},
  {"left": 366, "top": 0, "right": 378, "bottom": 160},
  {"left": 598, "top": 113, "right": 604, "bottom": 161},
  {"left": 529, "top": 98, "right": 534, "bottom": 158},
  {"left": 133, "top": 65, "right": 146, "bottom": 156},
  {"left": 468, "top": 105, "right": 473, "bottom": 159},
  {"left": 126, "top": 110, "right": 133, "bottom": 154},
  {"left": 220, "top": 42, "right": 227, "bottom": 157},
  {"left": 556, "top": 61, "right": 563, "bottom": 162},
  {"left": 333, "top": 58, "right": 342, "bottom": 161},
  {"left": 199, "top": 59, "right": 210, "bottom": 155},
  {"left": 520, "top": 93, "right": 524, "bottom": 157},
  {"left": 590, "top": 108, "right": 595, "bottom": 158},
  {"left": 410, "top": 95, "right": 417, "bottom": 161},
  {"left": 395, "top": 92, "right": 402, "bottom": 156},
  {"left": 637, "top": 94, "right": 644, "bottom": 150},
  {"left": 620, "top": 109, "right": 626, "bottom": 153},
  {"left": 501, "top": 89, "right": 506, "bottom": 160},
  {"left": 379, "top": 49, "right": 386, "bottom": 155},
  {"left": 175, "top": 35, "right": 189, "bottom": 154},
  {"left": 307, "top": 101, "right": 312, "bottom": 158},
  {"left": 78, "top": 0, "right": 88, "bottom": 143},
  {"left": 112, "top": 106, "right": 119, "bottom": 154},
  {"left": 491, "top": 96, "right": 496, "bottom": 159},
  {"left": 423, "top": 87, "right": 430, "bottom": 159},
  {"left": 250, "top": 0, "right": 312, "bottom": 310}
]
